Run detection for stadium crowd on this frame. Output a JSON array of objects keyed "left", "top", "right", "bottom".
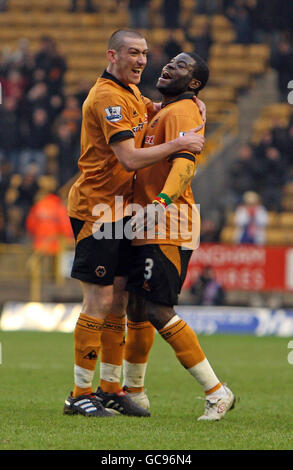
[
  {"left": 0, "top": 0, "right": 292, "bottom": 245},
  {"left": 227, "top": 116, "right": 293, "bottom": 213}
]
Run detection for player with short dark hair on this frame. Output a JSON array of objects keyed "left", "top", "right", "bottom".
[
  {"left": 63, "top": 30, "right": 205, "bottom": 417},
  {"left": 124, "top": 52, "right": 235, "bottom": 421}
]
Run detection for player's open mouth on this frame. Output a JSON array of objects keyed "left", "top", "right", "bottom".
[
  {"left": 158, "top": 69, "right": 172, "bottom": 83},
  {"left": 132, "top": 69, "right": 142, "bottom": 76},
  {"left": 161, "top": 70, "right": 172, "bottom": 79}
]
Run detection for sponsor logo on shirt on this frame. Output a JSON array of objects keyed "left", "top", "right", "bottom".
[{"left": 144, "top": 135, "right": 155, "bottom": 145}]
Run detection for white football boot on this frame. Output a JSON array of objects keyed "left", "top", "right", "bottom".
[
  {"left": 197, "top": 386, "right": 235, "bottom": 421},
  {"left": 126, "top": 389, "right": 150, "bottom": 411}
]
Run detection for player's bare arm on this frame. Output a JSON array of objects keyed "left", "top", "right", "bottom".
[
  {"left": 111, "top": 125, "right": 204, "bottom": 172},
  {"left": 164, "top": 159, "right": 196, "bottom": 202},
  {"left": 131, "top": 158, "right": 196, "bottom": 233}
]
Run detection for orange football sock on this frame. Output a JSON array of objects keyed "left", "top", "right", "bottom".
[
  {"left": 73, "top": 313, "right": 104, "bottom": 398},
  {"left": 159, "top": 318, "right": 222, "bottom": 392},
  {"left": 159, "top": 318, "right": 206, "bottom": 369},
  {"left": 99, "top": 314, "right": 126, "bottom": 394},
  {"left": 123, "top": 320, "right": 155, "bottom": 391}
]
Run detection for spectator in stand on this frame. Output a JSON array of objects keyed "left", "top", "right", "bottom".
[
  {"left": 139, "top": 44, "right": 167, "bottom": 100},
  {"left": 128, "top": 0, "right": 151, "bottom": 29},
  {"left": 48, "top": 93, "right": 65, "bottom": 123},
  {"left": 270, "top": 37, "right": 293, "bottom": 102},
  {"left": 185, "top": 20, "right": 213, "bottom": 62},
  {"left": 17, "top": 108, "right": 50, "bottom": 175},
  {"left": 227, "top": 144, "right": 259, "bottom": 208},
  {"left": 26, "top": 179, "right": 73, "bottom": 255},
  {"left": 200, "top": 217, "right": 221, "bottom": 243},
  {"left": 284, "top": 123, "right": 293, "bottom": 173},
  {"left": 195, "top": 0, "right": 221, "bottom": 15},
  {"left": 55, "top": 95, "right": 81, "bottom": 143},
  {"left": 258, "top": 146, "right": 286, "bottom": 212},
  {"left": 69, "top": 0, "right": 96, "bottom": 13},
  {"left": 0, "top": 0, "right": 7, "bottom": 12},
  {"left": 6, "top": 38, "right": 35, "bottom": 89},
  {"left": 270, "top": 118, "right": 292, "bottom": 159},
  {"left": 34, "top": 36, "right": 67, "bottom": 95},
  {"left": 253, "top": 129, "right": 274, "bottom": 162},
  {"left": 26, "top": 108, "right": 52, "bottom": 151},
  {"left": 1, "top": 69, "right": 27, "bottom": 104},
  {"left": 234, "top": 191, "right": 268, "bottom": 244},
  {"left": 54, "top": 123, "right": 79, "bottom": 187},
  {"left": 14, "top": 163, "right": 40, "bottom": 222},
  {"left": 162, "top": 0, "right": 181, "bottom": 29},
  {"left": 5, "top": 205, "right": 26, "bottom": 244},
  {"left": 190, "top": 266, "right": 225, "bottom": 306},
  {"left": 226, "top": 1, "right": 254, "bottom": 44},
  {"left": 24, "top": 81, "right": 50, "bottom": 117},
  {"left": 74, "top": 79, "right": 92, "bottom": 108},
  {"left": 0, "top": 208, "right": 7, "bottom": 243},
  {"left": 0, "top": 96, "right": 21, "bottom": 170},
  {"left": 0, "top": 160, "right": 12, "bottom": 220},
  {"left": 163, "top": 32, "right": 182, "bottom": 62}
]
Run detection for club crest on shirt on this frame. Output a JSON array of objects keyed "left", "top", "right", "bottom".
[{"left": 104, "top": 106, "right": 123, "bottom": 122}]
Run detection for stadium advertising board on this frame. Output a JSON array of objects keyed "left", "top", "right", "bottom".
[
  {"left": 1, "top": 303, "right": 293, "bottom": 336},
  {"left": 184, "top": 244, "right": 293, "bottom": 292}
]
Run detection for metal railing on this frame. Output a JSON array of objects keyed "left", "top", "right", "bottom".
[{"left": 0, "top": 240, "right": 73, "bottom": 302}]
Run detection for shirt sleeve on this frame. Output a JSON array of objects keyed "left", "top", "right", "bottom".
[
  {"left": 94, "top": 91, "right": 135, "bottom": 145},
  {"left": 164, "top": 107, "right": 205, "bottom": 163}
]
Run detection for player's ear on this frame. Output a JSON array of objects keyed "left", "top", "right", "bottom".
[
  {"left": 189, "top": 78, "right": 201, "bottom": 91},
  {"left": 107, "top": 49, "right": 117, "bottom": 64}
]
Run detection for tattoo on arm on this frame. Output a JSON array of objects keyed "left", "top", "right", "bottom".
[{"left": 170, "top": 163, "right": 194, "bottom": 201}]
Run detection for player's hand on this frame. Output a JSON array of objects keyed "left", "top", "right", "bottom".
[
  {"left": 131, "top": 203, "right": 165, "bottom": 234},
  {"left": 153, "top": 102, "right": 162, "bottom": 114},
  {"left": 193, "top": 96, "right": 206, "bottom": 122},
  {"left": 178, "top": 125, "right": 205, "bottom": 153}
]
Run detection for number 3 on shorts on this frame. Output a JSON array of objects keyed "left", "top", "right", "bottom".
[{"left": 144, "top": 258, "right": 154, "bottom": 280}]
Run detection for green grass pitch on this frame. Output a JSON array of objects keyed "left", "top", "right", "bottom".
[{"left": 0, "top": 331, "right": 292, "bottom": 450}]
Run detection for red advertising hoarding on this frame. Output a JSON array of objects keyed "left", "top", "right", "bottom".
[{"left": 184, "top": 244, "right": 293, "bottom": 291}]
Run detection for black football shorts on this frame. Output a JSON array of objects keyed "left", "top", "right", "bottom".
[
  {"left": 70, "top": 217, "right": 132, "bottom": 285},
  {"left": 126, "top": 244, "right": 193, "bottom": 306}
]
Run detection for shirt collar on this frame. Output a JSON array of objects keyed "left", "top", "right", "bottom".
[
  {"left": 161, "top": 92, "right": 195, "bottom": 108},
  {"left": 101, "top": 70, "right": 135, "bottom": 96}
]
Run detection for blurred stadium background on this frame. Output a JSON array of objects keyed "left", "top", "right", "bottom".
[{"left": 0, "top": 0, "right": 293, "bottom": 336}]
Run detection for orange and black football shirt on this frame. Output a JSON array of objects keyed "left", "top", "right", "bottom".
[
  {"left": 132, "top": 93, "right": 204, "bottom": 249},
  {"left": 68, "top": 70, "right": 153, "bottom": 223}
]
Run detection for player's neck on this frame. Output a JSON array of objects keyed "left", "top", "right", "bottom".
[
  {"left": 161, "top": 90, "right": 194, "bottom": 106},
  {"left": 106, "top": 65, "right": 128, "bottom": 87}
]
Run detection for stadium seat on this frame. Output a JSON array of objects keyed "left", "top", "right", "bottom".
[
  {"left": 283, "top": 231, "right": 293, "bottom": 245},
  {"left": 219, "top": 226, "right": 235, "bottom": 244},
  {"left": 212, "top": 29, "right": 236, "bottom": 43},
  {"left": 225, "top": 44, "right": 247, "bottom": 59},
  {"left": 283, "top": 182, "right": 293, "bottom": 196},
  {"left": 279, "top": 212, "right": 293, "bottom": 228},
  {"left": 261, "top": 103, "right": 292, "bottom": 119},
  {"left": 210, "top": 15, "right": 232, "bottom": 29},
  {"left": 282, "top": 196, "right": 293, "bottom": 212},
  {"left": 265, "top": 228, "right": 286, "bottom": 245},
  {"left": 225, "top": 211, "right": 236, "bottom": 226},
  {"left": 267, "top": 211, "right": 280, "bottom": 227},
  {"left": 248, "top": 44, "right": 270, "bottom": 61},
  {"left": 210, "top": 73, "right": 251, "bottom": 90}
]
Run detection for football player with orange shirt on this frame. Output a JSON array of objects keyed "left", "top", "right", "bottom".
[
  {"left": 125, "top": 52, "right": 236, "bottom": 421},
  {"left": 64, "top": 30, "right": 205, "bottom": 417}
]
